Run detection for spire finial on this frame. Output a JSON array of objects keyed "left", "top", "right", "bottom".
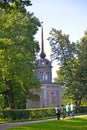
[{"left": 40, "top": 20, "right": 46, "bottom": 58}]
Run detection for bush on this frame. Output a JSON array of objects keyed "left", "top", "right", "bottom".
[
  {"left": 0, "top": 106, "right": 87, "bottom": 121},
  {"left": 27, "top": 108, "right": 55, "bottom": 119},
  {"left": 75, "top": 106, "right": 87, "bottom": 114},
  {"left": 0, "top": 109, "right": 30, "bottom": 120},
  {"left": 0, "top": 108, "right": 55, "bottom": 120}
]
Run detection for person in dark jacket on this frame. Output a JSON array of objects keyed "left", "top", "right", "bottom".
[
  {"left": 55, "top": 105, "right": 61, "bottom": 120},
  {"left": 61, "top": 104, "right": 65, "bottom": 119}
]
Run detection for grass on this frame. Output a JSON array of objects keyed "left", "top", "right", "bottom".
[{"left": 7, "top": 117, "right": 87, "bottom": 130}]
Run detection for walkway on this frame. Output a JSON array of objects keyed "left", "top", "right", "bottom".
[{"left": 0, "top": 115, "right": 87, "bottom": 130}]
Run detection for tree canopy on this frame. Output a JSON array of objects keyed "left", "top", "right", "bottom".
[
  {"left": 48, "top": 28, "right": 87, "bottom": 105},
  {"left": 0, "top": 2, "right": 40, "bottom": 108},
  {"left": 0, "top": 0, "right": 32, "bottom": 12},
  {"left": 76, "top": 30, "right": 87, "bottom": 100}
]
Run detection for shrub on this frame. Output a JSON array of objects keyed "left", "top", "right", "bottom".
[
  {"left": 0, "top": 106, "right": 87, "bottom": 121},
  {"left": 75, "top": 106, "right": 87, "bottom": 114}
]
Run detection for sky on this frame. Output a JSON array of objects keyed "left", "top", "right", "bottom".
[{"left": 27, "top": 0, "right": 87, "bottom": 81}]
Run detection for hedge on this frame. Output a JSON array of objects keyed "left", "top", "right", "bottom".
[
  {"left": 0, "top": 108, "right": 55, "bottom": 120},
  {"left": 75, "top": 106, "right": 87, "bottom": 114},
  {"left": 0, "top": 106, "right": 87, "bottom": 121}
]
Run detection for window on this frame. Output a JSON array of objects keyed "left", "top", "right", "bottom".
[
  {"left": 45, "top": 72, "right": 50, "bottom": 80},
  {"left": 40, "top": 72, "right": 44, "bottom": 80}
]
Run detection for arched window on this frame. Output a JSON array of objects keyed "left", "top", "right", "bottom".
[{"left": 45, "top": 72, "right": 50, "bottom": 80}]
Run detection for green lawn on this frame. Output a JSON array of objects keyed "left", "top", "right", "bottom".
[{"left": 8, "top": 117, "right": 87, "bottom": 130}]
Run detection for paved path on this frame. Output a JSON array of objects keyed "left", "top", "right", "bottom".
[
  {"left": 0, "top": 118, "right": 56, "bottom": 130},
  {"left": 0, "top": 115, "right": 87, "bottom": 130}
]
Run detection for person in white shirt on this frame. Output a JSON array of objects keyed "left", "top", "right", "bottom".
[{"left": 70, "top": 102, "right": 74, "bottom": 118}]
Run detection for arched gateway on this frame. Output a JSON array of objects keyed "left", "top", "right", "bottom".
[{"left": 26, "top": 23, "right": 62, "bottom": 108}]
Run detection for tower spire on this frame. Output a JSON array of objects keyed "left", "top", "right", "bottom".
[{"left": 40, "top": 21, "right": 46, "bottom": 58}]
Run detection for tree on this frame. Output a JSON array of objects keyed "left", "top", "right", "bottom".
[
  {"left": 76, "top": 30, "right": 87, "bottom": 100},
  {"left": 0, "top": 0, "right": 32, "bottom": 12},
  {"left": 0, "top": 5, "right": 40, "bottom": 109},
  {"left": 48, "top": 28, "right": 83, "bottom": 105}
]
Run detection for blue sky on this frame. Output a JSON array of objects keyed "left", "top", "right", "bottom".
[{"left": 27, "top": 0, "right": 87, "bottom": 80}]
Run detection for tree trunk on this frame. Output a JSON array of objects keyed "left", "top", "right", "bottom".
[{"left": 6, "top": 80, "right": 15, "bottom": 109}]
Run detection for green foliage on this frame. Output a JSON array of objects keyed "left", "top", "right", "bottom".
[
  {"left": 48, "top": 28, "right": 87, "bottom": 105},
  {"left": 0, "top": 5, "right": 40, "bottom": 108},
  {"left": 76, "top": 30, "right": 87, "bottom": 99},
  {"left": 0, "top": 107, "right": 87, "bottom": 121},
  {"left": 0, "top": 94, "right": 5, "bottom": 108},
  {"left": 75, "top": 106, "right": 87, "bottom": 114},
  {"left": 48, "top": 29, "right": 76, "bottom": 65},
  {"left": 3, "top": 109, "right": 30, "bottom": 120},
  {"left": 0, "top": 0, "right": 32, "bottom": 13},
  {"left": 28, "top": 108, "right": 55, "bottom": 119},
  {"left": 62, "top": 98, "right": 73, "bottom": 106},
  {"left": 0, "top": 108, "right": 55, "bottom": 120}
]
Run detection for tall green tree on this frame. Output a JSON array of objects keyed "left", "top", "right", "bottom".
[
  {"left": 0, "top": 5, "right": 40, "bottom": 108},
  {"left": 76, "top": 30, "right": 87, "bottom": 100},
  {"left": 48, "top": 28, "right": 82, "bottom": 105}
]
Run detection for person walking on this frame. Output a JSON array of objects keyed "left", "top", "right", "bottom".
[
  {"left": 70, "top": 102, "right": 74, "bottom": 118},
  {"left": 61, "top": 104, "right": 65, "bottom": 119},
  {"left": 55, "top": 105, "right": 61, "bottom": 120},
  {"left": 65, "top": 103, "right": 71, "bottom": 117}
]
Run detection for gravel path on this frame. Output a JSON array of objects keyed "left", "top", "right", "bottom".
[{"left": 0, "top": 115, "right": 87, "bottom": 130}]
